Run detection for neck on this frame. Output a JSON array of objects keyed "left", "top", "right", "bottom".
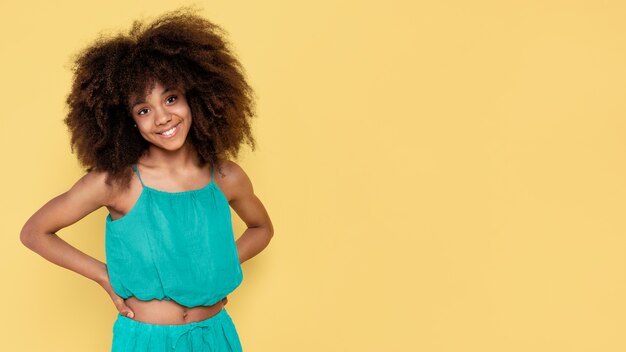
[{"left": 142, "top": 140, "right": 200, "bottom": 170}]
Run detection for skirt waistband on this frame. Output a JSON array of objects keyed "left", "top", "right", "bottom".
[{"left": 113, "top": 307, "right": 237, "bottom": 351}]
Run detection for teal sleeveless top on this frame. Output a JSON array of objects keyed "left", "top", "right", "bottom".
[{"left": 104, "top": 164, "right": 243, "bottom": 308}]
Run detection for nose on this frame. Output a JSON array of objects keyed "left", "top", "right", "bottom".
[{"left": 154, "top": 106, "right": 172, "bottom": 125}]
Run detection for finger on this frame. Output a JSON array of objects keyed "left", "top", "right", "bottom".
[
  {"left": 120, "top": 304, "right": 134, "bottom": 318},
  {"left": 112, "top": 297, "right": 134, "bottom": 318}
]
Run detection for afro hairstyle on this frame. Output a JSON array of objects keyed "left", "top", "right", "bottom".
[{"left": 63, "top": 6, "right": 257, "bottom": 189}]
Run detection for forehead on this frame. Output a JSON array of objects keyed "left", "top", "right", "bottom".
[{"left": 128, "top": 79, "right": 181, "bottom": 107}]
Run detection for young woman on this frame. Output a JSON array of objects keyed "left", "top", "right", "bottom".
[{"left": 20, "top": 7, "right": 273, "bottom": 351}]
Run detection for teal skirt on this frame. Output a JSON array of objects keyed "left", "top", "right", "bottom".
[{"left": 111, "top": 308, "right": 243, "bottom": 351}]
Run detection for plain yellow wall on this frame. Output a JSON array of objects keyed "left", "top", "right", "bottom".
[{"left": 3, "top": 0, "right": 626, "bottom": 351}]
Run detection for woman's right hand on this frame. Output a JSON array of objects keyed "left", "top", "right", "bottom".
[
  {"left": 109, "top": 291, "right": 135, "bottom": 319},
  {"left": 98, "top": 266, "right": 135, "bottom": 319}
]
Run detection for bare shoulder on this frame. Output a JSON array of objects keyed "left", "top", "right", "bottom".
[
  {"left": 72, "top": 169, "right": 117, "bottom": 207},
  {"left": 213, "top": 159, "right": 272, "bottom": 232},
  {"left": 214, "top": 159, "right": 254, "bottom": 203}
]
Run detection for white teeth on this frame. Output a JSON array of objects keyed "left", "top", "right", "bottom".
[{"left": 161, "top": 125, "right": 177, "bottom": 136}]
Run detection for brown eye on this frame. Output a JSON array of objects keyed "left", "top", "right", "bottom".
[
  {"left": 166, "top": 96, "right": 177, "bottom": 104},
  {"left": 138, "top": 108, "right": 149, "bottom": 116}
]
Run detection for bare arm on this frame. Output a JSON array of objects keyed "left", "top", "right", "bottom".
[
  {"left": 20, "top": 170, "right": 135, "bottom": 317},
  {"left": 219, "top": 161, "right": 274, "bottom": 264}
]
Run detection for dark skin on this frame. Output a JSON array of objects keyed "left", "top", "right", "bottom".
[{"left": 20, "top": 81, "right": 274, "bottom": 324}]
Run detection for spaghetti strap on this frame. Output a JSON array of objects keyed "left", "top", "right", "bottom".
[{"left": 132, "top": 164, "right": 145, "bottom": 187}]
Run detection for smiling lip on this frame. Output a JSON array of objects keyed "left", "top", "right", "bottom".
[{"left": 157, "top": 122, "right": 181, "bottom": 139}]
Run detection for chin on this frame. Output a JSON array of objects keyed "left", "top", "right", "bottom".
[{"left": 156, "top": 140, "right": 187, "bottom": 151}]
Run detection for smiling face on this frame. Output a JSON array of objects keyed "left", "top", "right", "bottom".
[{"left": 129, "top": 80, "right": 192, "bottom": 152}]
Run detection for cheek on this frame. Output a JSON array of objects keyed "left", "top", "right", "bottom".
[
  {"left": 174, "top": 100, "right": 192, "bottom": 116},
  {"left": 135, "top": 123, "right": 151, "bottom": 136}
]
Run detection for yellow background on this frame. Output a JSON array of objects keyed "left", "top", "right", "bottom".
[{"left": 2, "top": 0, "right": 626, "bottom": 351}]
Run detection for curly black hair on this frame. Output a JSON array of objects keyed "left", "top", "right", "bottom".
[{"left": 63, "top": 6, "right": 257, "bottom": 189}]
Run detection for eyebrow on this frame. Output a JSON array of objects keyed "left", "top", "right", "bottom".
[{"left": 130, "top": 87, "right": 175, "bottom": 108}]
